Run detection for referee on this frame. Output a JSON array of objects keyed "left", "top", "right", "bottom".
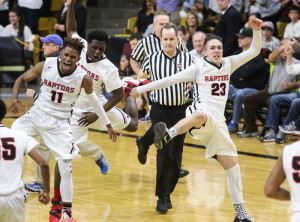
[
  {"left": 130, "top": 10, "right": 189, "bottom": 178},
  {"left": 140, "top": 23, "right": 194, "bottom": 213}
]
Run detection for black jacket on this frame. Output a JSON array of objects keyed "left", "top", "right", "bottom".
[
  {"left": 214, "top": 5, "right": 242, "bottom": 57},
  {"left": 231, "top": 49, "right": 269, "bottom": 90}
]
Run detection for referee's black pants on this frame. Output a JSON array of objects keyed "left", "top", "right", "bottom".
[{"left": 150, "top": 102, "right": 187, "bottom": 197}]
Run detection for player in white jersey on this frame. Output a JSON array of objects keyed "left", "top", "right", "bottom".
[
  {"left": 265, "top": 138, "right": 300, "bottom": 222},
  {"left": 0, "top": 99, "right": 50, "bottom": 222},
  {"left": 10, "top": 37, "right": 117, "bottom": 221},
  {"left": 131, "top": 18, "right": 262, "bottom": 222}
]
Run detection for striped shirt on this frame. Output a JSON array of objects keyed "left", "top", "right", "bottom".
[
  {"left": 141, "top": 50, "right": 194, "bottom": 106},
  {"left": 131, "top": 33, "right": 188, "bottom": 62}
]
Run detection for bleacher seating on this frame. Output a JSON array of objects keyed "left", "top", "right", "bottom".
[
  {"left": 38, "top": 17, "right": 58, "bottom": 37},
  {"left": 0, "top": 37, "right": 26, "bottom": 85}
]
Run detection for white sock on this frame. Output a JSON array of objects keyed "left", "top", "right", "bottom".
[{"left": 167, "top": 127, "right": 178, "bottom": 139}]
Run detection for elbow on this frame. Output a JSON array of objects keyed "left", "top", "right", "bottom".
[
  {"left": 264, "top": 184, "right": 277, "bottom": 198},
  {"left": 40, "top": 160, "right": 49, "bottom": 170}
]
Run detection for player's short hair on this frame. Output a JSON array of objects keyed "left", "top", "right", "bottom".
[
  {"left": 0, "top": 99, "right": 7, "bottom": 121},
  {"left": 87, "top": 30, "right": 109, "bottom": 44},
  {"left": 161, "top": 23, "right": 178, "bottom": 37},
  {"left": 62, "top": 37, "right": 84, "bottom": 55},
  {"left": 204, "top": 34, "right": 223, "bottom": 50}
]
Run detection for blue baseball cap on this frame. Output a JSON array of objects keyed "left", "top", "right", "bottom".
[{"left": 39, "top": 34, "right": 63, "bottom": 48}]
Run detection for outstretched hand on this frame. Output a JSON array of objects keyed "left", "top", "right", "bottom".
[{"left": 249, "top": 18, "right": 263, "bottom": 31}]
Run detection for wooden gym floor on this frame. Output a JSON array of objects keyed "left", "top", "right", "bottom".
[{"left": 2, "top": 98, "right": 297, "bottom": 222}]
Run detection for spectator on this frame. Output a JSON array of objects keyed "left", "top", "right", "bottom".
[
  {"left": 55, "top": 0, "right": 87, "bottom": 39},
  {"left": 239, "top": 39, "right": 300, "bottom": 137},
  {"left": 227, "top": 28, "right": 269, "bottom": 133},
  {"left": 186, "top": 11, "right": 209, "bottom": 42},
  {"left": 256, "top": 0, "right": 282, "bottom": 36},
  {"left": 2, "top": 9, "right": 34, "bottom": 63},
  {"left": 260, "top": 87, "right": 300, "bottom": 143},
  {"left": 134, "top": 0, "right": 155, "bottom": 34},
  {"left": 283, "top": 5, "right": 300, "bottom": 39},
  {"left": 214, "top": 0, "right": 243, "bottom": 56},
  {"left": 156, "top": 0, "right": 181, "bottom": 25},
  {"left": 0, "top": 0, "right": 9, "bottom": 27},
  {"left": 189, "top": 31, "right": 206, "bottom": 58},
  {"left": 119, "top": 33, "right": 143, "bottom": 76},
  {"left": 17, "top": 0, "right": 42, "bottom": 34},
  {"left": 261, "top": 21, "right": 280, "bottom": 59},
  {"left": 177, "top": 25, "right": 193, "bottom": 51}
]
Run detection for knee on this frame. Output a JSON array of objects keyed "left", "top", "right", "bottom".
[
  {"left": 58, "top": 160, "right": 72, "bottom": 179},
  {"left": 193, "top": 112, "right": 206, "bottom": 126}
]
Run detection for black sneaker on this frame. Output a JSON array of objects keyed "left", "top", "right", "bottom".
[
  {"left": 136, "top": 136, "right": 149, "bottom": 165},
  {"left": 179, "top": 169, "right": 189, "bottom": 178},
  {"left": 156, "top": 196, "right": 168, "bottom": 213},
  {"left": 153, "top": 122, "right": 170, "bottom": 150},
  {"left": 233, "top": 214, "right": 254, "bottom": 222}
]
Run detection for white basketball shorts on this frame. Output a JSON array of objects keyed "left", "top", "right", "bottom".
[
  {"left": 11, "top": 106, "right": 80, "bottom": 160},
  {"left": 0, "top": 189, "right": 27, "bottom": 222},
  {"left": 186, "top": 103, "right": 237, "bottom": 158}
]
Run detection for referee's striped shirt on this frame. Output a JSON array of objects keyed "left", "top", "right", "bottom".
[
  {"left": 141, "top": 49, "right": 194, "bottom": 106},
  {"left": 131, "top": 33, "right": 188, "bottom": 62}
]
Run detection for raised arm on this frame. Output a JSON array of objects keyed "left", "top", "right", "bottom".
[
  {"left": 11, "top": 62, "right": 44, "bottom": 114},
  {"left": 81, "top": 75, "right": 117, "bottom": 142},
  {"left": 230, "top": 18, "right": 262, "bottom": 73},
  {"left": 285, "top": 44, "right": 300, "bottom": 75},
  {"left": 66, "top": 0, "right": 77, "bottom": 37},
  {"left": 131, "top": 63, "right": 197, "bottom": 97}
]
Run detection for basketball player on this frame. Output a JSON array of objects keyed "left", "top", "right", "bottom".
[
  {"left": 131, "top": 18, "right": 262, "bottom": 222},
  {"left": 264, "top": 139, "right": 300, "bottom": 222},
  {"left": 10, "top": 37, "right": 116, "bottom": 221},
  {"left": 0, "top": 99, "right": 50, "bottom": 222},
  {"left": 25, "top": 34, "right": 63, "bottom": 193},
  {"left": 46, "top": 1, "right": 139, "bottom": 220}
]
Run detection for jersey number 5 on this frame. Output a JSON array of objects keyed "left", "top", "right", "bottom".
[
  {"left": 292, "top": 156, "right": 300, "bottom": 183},
  {"left": 0, "top": 138, "right": 16, "bottom": 161},
  {"left": 212, "top": 83, "right": 226, "bottom": 96},
  {"left": 51, "top": 90, "right": 63, "bottom": 103}
]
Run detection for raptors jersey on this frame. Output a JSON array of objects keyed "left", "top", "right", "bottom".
[
  {"left": 71, "top": 34, "right": 123, "bottom": 107},
  {"left": 35, "top": 57, "right": 86, "bottom": 118},
  {"left": 0, "top": 125, "right": 39, "bottom": 195},
  {"left": 283, "top": 141, "right": 300, "bottom": 213}
]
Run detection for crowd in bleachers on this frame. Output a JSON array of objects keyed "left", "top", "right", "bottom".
[{"left": 0, "top": 0, "right": 299, "bottom": 142}]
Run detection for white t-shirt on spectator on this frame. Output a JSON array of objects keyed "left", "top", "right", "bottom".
[
  {"left": 0, "top": 2, "right": 9, "bottom": 11},
  {"left": 2, "top": 24, "right": 34, "bottom": 51},
  {"left": 0, "top": 25, "right": 4, "bottom": 33},
  {"left": 18, "top": 0, "right": 43, "bottom": 9},
  {"left": 283, "top": 20, "right": 300, "bottom": 39}
]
